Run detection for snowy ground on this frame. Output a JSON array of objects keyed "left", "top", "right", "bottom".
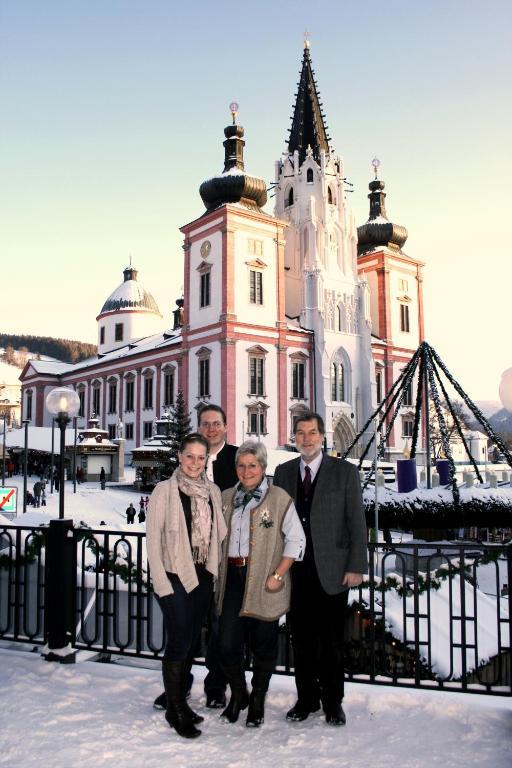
[{"left": 0, "top": 646, "right": 511, "bottom": 768}]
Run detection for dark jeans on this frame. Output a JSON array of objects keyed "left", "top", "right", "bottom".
[
  {"left": 218, "top": 565, "right": 279, "bottom": 669},
  {"left": 204, "top": 606, "right": 227, "bottom": 694},
  {"left": 157, "top": 567, "right": 213, "bottom": 662},
  {"left": 289, "top": 559, "right": 349, "bottom": 707}
]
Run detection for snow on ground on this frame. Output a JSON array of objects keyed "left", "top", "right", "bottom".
[{"left": 0, "top": 647, "right": 511, "bottom": 768}]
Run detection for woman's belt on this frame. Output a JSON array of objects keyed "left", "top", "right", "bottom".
[{"left": 227, "top": 556, "right": 249, "bottom": 566}]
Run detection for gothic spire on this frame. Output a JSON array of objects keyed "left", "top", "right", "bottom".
[{"left": 287, "top": 40, "right": 331, "bottom": 165}]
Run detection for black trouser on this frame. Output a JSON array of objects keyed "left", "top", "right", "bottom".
[
  {"left": 289, "top": 559, "right": 349, "bottom": 708},
  {"left": 218, "top": 565, "right": 278, "bottom": 669},
  {"left": 203, "top": 605, "right": 226, "bottom": 694},
  {"left": 157, "top": 568, "right": 213, "bottom": 661}
]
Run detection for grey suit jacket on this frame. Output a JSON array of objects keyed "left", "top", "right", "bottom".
[{"left": 273, "top": 454, "right": 368, "bottom": 595}]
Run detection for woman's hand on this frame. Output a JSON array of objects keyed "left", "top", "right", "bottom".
[{"left": 265, "top": 574, "right": 284, "bottom": 592}]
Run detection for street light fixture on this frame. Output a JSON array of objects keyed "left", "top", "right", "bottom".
[{"left": 45, "top": 387, "right": 80, "bottom": 519}]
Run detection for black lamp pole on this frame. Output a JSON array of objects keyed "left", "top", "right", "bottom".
[
  {"left": 1, "top": 413, "right": 6, "bottom": 487},
  {"left": 23, "top": 419, "right": 29, "bottom": 514},
  {"left": 56, "top": 411, "right": 70, "bottom": 520},
  {"left": 50, "top": 418, "right": 55, "bottom": 494}
]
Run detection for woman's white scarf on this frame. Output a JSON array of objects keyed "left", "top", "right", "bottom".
[{"left": 174, "top": 467, "right": 212, "bottom": 564}]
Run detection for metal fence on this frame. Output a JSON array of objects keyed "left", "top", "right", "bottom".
[{"left": 1, "top": 522, "right": 511, "bottom": 695}]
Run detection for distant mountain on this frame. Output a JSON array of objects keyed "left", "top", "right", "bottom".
[
  {"left": 474, "top": 400, "right": 501, "bottom": 418},
  {"left": 0, "top": 334, "right": 97, "bottom": 365},
  {"left": 488, "top": 408, "right": 512, "bottom": 433}
]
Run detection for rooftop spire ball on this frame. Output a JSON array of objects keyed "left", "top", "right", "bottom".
[
  {"left": 372, "top": 157, "right": 380, "bottom": 179},
  {"left": 229, "top": 101, "right": 239, "bottom": 125}
]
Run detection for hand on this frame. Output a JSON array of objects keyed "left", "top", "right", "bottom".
[
  {"left": 265, "top": 574, "right": 284, "bottom": 592},
  {"left": 342, "top": 571, "right": 363, "bottom": 588}
]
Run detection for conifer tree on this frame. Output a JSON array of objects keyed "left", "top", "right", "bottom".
[{"left": 162, "top": 390, "right": 192, "bottom": 476}]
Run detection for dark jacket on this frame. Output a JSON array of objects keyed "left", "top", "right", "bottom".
[
  {"left": 273, "top": 454, "right": 368, "bottom": 595},
  {"left": 212, "top": 443, "right": 238, "bottom": 491}
]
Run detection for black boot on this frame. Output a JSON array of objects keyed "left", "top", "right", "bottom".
[
  {"left": 182, "top": 658, "right": 203, "bottom": 724},
  {"left": 162, "top": 660, "right": 201, "bottom": 739},
  {"left": 246, "top": 662, "right": 273, "bottom": 728},
  {"left": 220, "top": 665, "right": 249, "bottom": 723}
]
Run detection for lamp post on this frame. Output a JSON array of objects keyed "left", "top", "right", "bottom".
[
  {"left": 22, "top": 419, "right": 30, "bottom": 513},
  {"left": 45, "top": 387, "right": 80, "bottom": 519},
  {"left": 1, "top": 413, "right": 6, "bottom": 487}
]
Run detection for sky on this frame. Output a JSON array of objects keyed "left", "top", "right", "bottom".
[{"left": 1, "top": 0, "right": 511, "bottom": 401}]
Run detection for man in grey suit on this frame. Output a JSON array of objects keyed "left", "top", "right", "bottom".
[{"left": 273, "top": 411, "right": 367, "bottom": 726}]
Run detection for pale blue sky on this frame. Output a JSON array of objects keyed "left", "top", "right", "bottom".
[{"left": 1, "top": 0, "right": 510, "bottom": 400}]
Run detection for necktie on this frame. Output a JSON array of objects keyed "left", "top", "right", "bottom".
[{"left": 303, "top": 465, "right": 312, "bottom": 496}]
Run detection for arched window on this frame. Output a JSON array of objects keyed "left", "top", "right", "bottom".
[
  {"left": 331, "top": 362, "right": 345, "bottom": 402},
  {"left": 327, "top": 186, "right": 335, "bottom": 205},
  {"left": 307, "top": 168, "right": 314, "bottom": 183},
  {"left": 286, "top": 187, "right": 294, "bottom": 207}
]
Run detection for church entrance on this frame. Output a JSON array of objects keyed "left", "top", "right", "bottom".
[{"left": 332, "top": 414, "right": 358, "bottom": 458}]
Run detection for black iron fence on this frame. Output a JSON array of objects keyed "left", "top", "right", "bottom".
[{"left": 1, "top": 522, "right": 510, "bottom": 695}]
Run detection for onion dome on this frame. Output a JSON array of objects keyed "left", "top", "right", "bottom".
[
  {"left": 99, "top": 265, "right": 161, "bottom": 316},
  {"left": 199, "top": 103, "right": 267, "bottom": 213},
  {"left": 287, "top": 39, "right": 331, "bottom": 166},
  {"left": 357, "top": 160, "right": 408, "bottom": 256}
]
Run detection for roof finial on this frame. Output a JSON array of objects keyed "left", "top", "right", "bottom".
[
  {"left": 229, "top": 100, "right": 239, "bottom": 125},
  {"left": 304, "top": 30, "right": 310, "bottom": 49},
  {"left": 372, "top": 157, "right": 380, "bottom": 180}
]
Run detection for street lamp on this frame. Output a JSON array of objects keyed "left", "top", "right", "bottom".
[{"left": 45, "top": 387, "right": 80, "bottom": 519}]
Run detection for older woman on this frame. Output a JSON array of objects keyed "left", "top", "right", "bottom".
[
  {"left": 217, "top": 441, "right": 305, "bottom": 727},
  {"left": 147, "top": 433, "right": 227, "bottom": 740}
]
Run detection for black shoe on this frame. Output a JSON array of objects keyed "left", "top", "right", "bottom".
[
  {"left": 206, "top": 691, "right": 227, "bottom": 709},
  {"left": 286, "top": 701, "right": 320, "bottom": 722},
  {"left": 165, "top": 709, "right": 202, "bottom": 739},
  {"left": 161, "top": 660, "right": 202, "bottom": 739},
  {"left": 246, "top": 689, "right": 266, "bottom": 728},
  {"left": 220, "top": 666, "right": 249, "bottom": 723},
  {"left": 183, "top": 700, "right": 204, "bottom": 725},
  {"left": 325, "top": 703, "right": 346, "bottom": 726},
  {"left": 153, "top": 691, "right": 166, "bottom": 710}
]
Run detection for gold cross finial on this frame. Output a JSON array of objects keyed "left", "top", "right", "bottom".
[{"left": 304, "top": 30, "right": 310, "bottom": 49}]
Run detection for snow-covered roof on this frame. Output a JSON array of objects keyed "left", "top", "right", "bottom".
[
  {"left": 4, "top": 426, "right": 77, "bottom": 452},
  {"left": 99, "top": 266, "right": 161, "bottom": 317}
]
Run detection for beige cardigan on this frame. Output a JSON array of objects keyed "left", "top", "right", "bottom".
[{"left": 146, "top": 474, "right": 227, "bottom": 598}]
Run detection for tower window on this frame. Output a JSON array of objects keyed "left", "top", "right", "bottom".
[
  {"left": 199, "top": 358, "right": 210, "bottom": 398},
  {"left": 100, "top": 326, "right": 105, "bottom": 345},
  {"left": 115, "top": 323, "right": 124, "bottom": 342},
  {"left": 331, "top": 362, "right": 345, "bottom": 402},
  {"left": 376, "top": 370, "right": 383, "bottom": 404},
  {"left": 200, "top": 272, "right": 211, "bottom": 308},
  {"left": 249, "top": 357, "right": 265, "bottom": 396},
  {"left": 402, "top": 417, "right": 414, "bottom": 438},
  {"left": 248, "top": 238, "right": 263, "bottom": 256},
  {"left": 285, "top": 187, "right": 294, "bottom": 207},
  {"left": 328, "top": 186, "right": 335, "bottom": 205},
  {"left": 399, "top": 278, "right": 409, "bottom": 292},
  {"left": 249, "top": 270, "right": 263, "bottom": 304},
  {"left": 403, "top": 381, "right": 413, "bottom": 406},
  {"left": 291, "top": 362, "right": 305, "bottom": 399},
  {"left": 307, "top": 168, "right": 314, "bottom": 183},
  {"left": 400, "top": 304, "right": 410, "bottom": 333}
]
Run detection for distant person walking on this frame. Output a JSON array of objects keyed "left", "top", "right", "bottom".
[
  {"left": 126, "top": 503, "right": 136, "bottom": 524},
  {"left": 100, "top": 466, "right": 106, "bottom": 490},
  {"left": 138, "top": 506, "right": 146, "bottom": 524},
  {"left": 139, "top": 496, "right": 145, "bottom": 516},
  {"left": 33, "top": 481, "right": 43, "bottom": 508}
]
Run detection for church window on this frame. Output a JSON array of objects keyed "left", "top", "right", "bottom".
[
  {"left": 248, "top": 238, "right": 263, "bottom": 256},
  {"left": 115, "top": 323, "right": 124, "bottom": 342},
  {"left": 337, "top": 304, "right": 346, "bottom": 332},
  {"left": 247, "top": 405, "right": 267, "bottom": 436},
  {"left": 92, "top": 386, "right": 101, "bottom": 417},
  {"left": 307, "top": 168, "right": 314, "bottom": 183},
  {"left": 403, "top": 381, "right": 413, "bottom": 406},
  {"left": 124, "top": 423, "right": 134, "bottom": 440},
  {"left": 26, "top": 390, "right": 32, "bottom": 421},
  {"left": 399, "top": 278, "right": 409, "bottom": 292},
  {"left": 327, "top": 186, "right": 335, "bottom": 205},
  {"left": 200, "top": 271, "right": 211, "bottom": 308},
  {"left": 376, "top": 370, "right": 383, "bottom": 404},
  {"left": 143, "top": 376, "right": 153, "bottom": 410},
  {"left": 249, "top": 270, "right": 263, "bottom": 304},
  {"left": 402, "top": 417, "right": 414, "bottom": 438},
  {"left": 249, "top": 357, "right": 265, "bottom": 396},
  {"left": 108, "top": 382, "right": 117, "bottom": 414},
  {"left": 199, "top": 358, "right": 210, "bottom": 397},
  {"left": 291, "top": 362, "right": 305, "bottom": 399},
  {"left": 400, "top": 304, "right": 410, "bottom": 332},
  {"left": 143, "top": 421, "right": 153, "bottom": 440},
  {"left": 125, "top": 380, "right": 134, "bottom": 412},
  {"left": 78, "top": 389, "right": 85, "bottom": 418},
  {"left": 285, "top": 187, "right": 294, "bottom": 207},
  {"left": 100, "top": 326, "right": 105, "bottom": 345},
  {"left": 163, "top": 369, "right": 174, "bottom": 407},
  {"left": 331, "top": 362, "right": 345, "bottom": 402}
]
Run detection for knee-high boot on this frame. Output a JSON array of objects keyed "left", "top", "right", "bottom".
[
  {"left": 162, "top": 660, "right": 201, "bottom": 739},
  {"left": 220, "top": 665, "right": 249, "bottom": 723},
  {"left": 246, "top": 661, "right": 273, "bottom": 727}
]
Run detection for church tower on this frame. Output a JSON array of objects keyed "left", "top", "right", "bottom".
[
  {"left": 274, "top": 41, "right": 374, "bottom": 453},
  {"left": 179, "top": 104, "right": 309, "bottom": 446},
  {"left": 357, "top": 160, "right": 425, "bottom": 460}
]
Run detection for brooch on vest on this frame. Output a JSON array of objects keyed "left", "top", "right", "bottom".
[{"left": 259, "top": 509, "right": 274, "bottom": 529}]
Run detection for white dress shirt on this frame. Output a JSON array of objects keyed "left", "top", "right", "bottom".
[
  {"left": 205, "top": 441, "right": 225, "bottom": 482},
  {"left": 299, "top": 451, "right": 323, "bottom": 483}
]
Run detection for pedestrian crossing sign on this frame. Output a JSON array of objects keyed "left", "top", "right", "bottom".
[{"left": 0, "top": 487, "right": 17, "bottom": 514}]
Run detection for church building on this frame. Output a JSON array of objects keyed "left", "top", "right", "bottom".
[{"left": 19, "top": 43, "right": 424, "bottom": 462}]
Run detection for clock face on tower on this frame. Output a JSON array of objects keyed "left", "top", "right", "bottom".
[{"left": 200, "top": 240, "right": 211, "bottom": 258}]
